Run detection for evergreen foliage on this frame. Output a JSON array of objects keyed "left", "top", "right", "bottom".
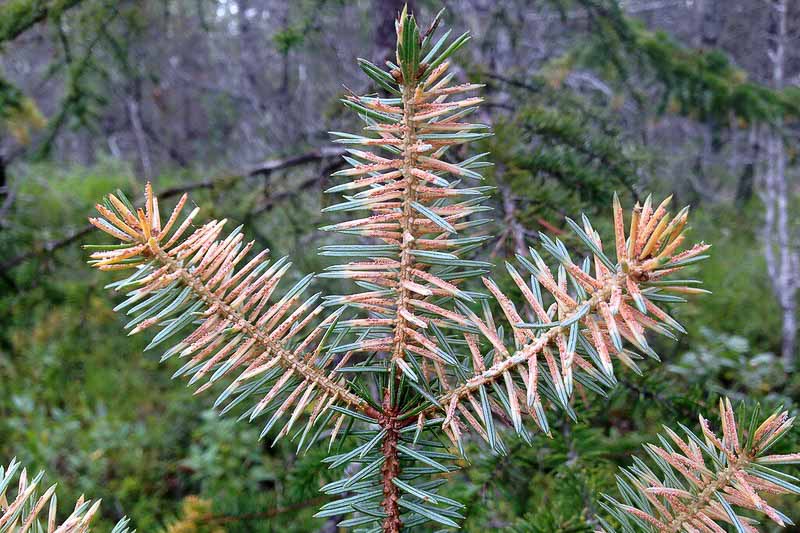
[
  {"left": 486, "top": 81, "right": 641, "bottom": 237},
  {"left": 602, "top": 399, "right": 800, "bottom": 532},
  {"left": 549, "top": 0, "right": 800, "bottom": 124},
  {"left": 0, "top": 74, "right": 45, "bottom": 144},
  {"left": 0, "top": 458, "right": 133, "bottom": 532},
  {"left": 509, "top": 104, "right": 637, "bottom": 200},
  {"left": 0, "top": 0, "right": 83, "bottom": 44}
]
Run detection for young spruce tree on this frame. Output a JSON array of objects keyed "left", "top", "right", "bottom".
[{"left": 21, "top": 6, "right": 796, "bottom": 532}]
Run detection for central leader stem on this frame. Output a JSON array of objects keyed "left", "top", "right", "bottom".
[
  {"left": 390, "top": 79, "right": 419, "bottom": 366},
  {"left": 382, "top": 76, "right": 420, "bottom": 533},
  {"left": 380, "top": 396, "right": 402, "bottom": 532}
]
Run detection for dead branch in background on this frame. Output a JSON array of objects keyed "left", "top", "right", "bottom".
[{"left": 0, "top": 147, "right": 345, "bottom": 273}]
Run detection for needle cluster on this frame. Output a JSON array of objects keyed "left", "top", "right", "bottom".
[{"left": 0, "top": 459, "right": 133, "bottom": 533}]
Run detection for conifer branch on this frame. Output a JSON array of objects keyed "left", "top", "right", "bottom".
[
  {"left": 601, "top": 398, "right": 800, "bottom": 532},
  {"left": 0, "top": 458, "right": 133, "bottom": 533},
  {"left": 149, "top": 245, "right": 374, "bottom": 415},
  {"left": 87, "top": 183, "right": 380, "bottom": 427},
  {"left": 84, "top": 8, "right": 800, "bottom": 533},
  {"left": 428, "top": 193, "right": 710, "bottom": 447}
]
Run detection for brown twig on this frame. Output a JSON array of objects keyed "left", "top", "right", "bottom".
[
  {"left": 152, "top": 245, "right": 376, "bottom": 414},
  {"left": 202, "top": 495, "right": 328, "bottom": 525}
]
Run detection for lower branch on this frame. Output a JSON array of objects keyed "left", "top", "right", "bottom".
[{"left": 665, "top": 454, "right": 749, "bottom": 532}]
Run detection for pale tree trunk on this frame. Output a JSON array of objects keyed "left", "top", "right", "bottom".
[{"left": 761, "top": 0, "right": 798, "bottom": 367}]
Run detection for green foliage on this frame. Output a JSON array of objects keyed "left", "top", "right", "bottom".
[
  {"left": 0, "top": 0, "right": 82, "bottom": 44},
  {"left": 27, "top": 1, "right": 126, "bottom": 159},
  {"left": 512, "top": 105, "right": 636, "bottom": 196},
  {"left": 1, "top": 259, "right": 193, "bottom": 529},
  {"left": 670, "top": 327, "right": 788, "bottom": 399},
  {"left": 548, "top": 0, "right": 800, "bottom": 125},
  {"left": 0, "top": 159, "right": 136, "bottom": 279},
  {"left": 0, "top": 73, "right": 45, "bottom": 143},
  {"left": 487, "top": 82, "right": 642, "bottom": 234},
  {"left": 164, "top": 414, "right": 336, "bottom": 533},
  {"left": 678, "top": 206, "right": 782, "bottom": 352},
  {"left": 0, "top": 74, "right": 24, "bottom": 117},
  {"left": 274, "top": 27, "right": 306, "bottom": 54},
  {"left": 465, "top": 426, "right": 616, "bottom": 532},
  {"left": 181, "top": 411, "right": 274, "bottom": 496},
  {"left": 0, "top": 0, "right": 113, "bottom": 154}
]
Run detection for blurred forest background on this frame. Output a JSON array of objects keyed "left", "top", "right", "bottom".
[{"left": 1, "top": 0, "right": 799, "bottom": 530}]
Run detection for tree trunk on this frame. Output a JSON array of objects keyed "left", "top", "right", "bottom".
[{"left": 762, "top": 0, "right": 798, "bottom": 367}]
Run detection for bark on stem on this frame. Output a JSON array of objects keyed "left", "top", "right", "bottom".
[
  {"left": 380, "top": 401, "right": 402, "bottom": 532},
  {"left": 664, "top": 454, "right": 751, "bottom": 532},
  {"left": 147, "top": 243, "right": 379, "bottom": 417},
  {"left": 433, "top": 272, "right": 626, "bottom": 411},
  {"left": 381, "top": 71, "right": 421, "bottom": 533},
  {"left": 390, "top": 74, "right": 421, "bottom": 369}
]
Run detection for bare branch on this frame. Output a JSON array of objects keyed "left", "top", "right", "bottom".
[{"left": 0, "top": 148, "right": 344, "bottom": 273}]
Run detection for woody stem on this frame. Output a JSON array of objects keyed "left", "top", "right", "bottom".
[
  {"left": 381, "top": 72, "right": 420, "bottom": 533},
  {"left": 380, "top": 398, "right": 402, "bottom": 532},
  {"left": 665, "top": 454, "right": 751, "bottom": 532},
  {"left": 147, "top": 241, "right": 380, "bottom": 418},
  {"left": 390, "top": 77, "right": 420, "bottom": 366}
]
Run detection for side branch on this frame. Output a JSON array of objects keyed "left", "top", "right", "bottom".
[
  {"left": 438, "top": 272, "right": 623, "bottom": 413},
  {"left": 87, "top": 183, "right": 380, "bottom": 425},
  {"left": 430, "top": 194, "right": 710, "bottom": 443},
  {"left": 664, "top": 454, "right": 751, "bottom": 532},
  {"left": 150, "top": 243, "right": 378, "bottom": 417},
  {"left": 0, "top": 0, "right": 84, "bottom": 43},
  {"left": 607, "top": 399, "right": 800, "bottom": 531}
]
